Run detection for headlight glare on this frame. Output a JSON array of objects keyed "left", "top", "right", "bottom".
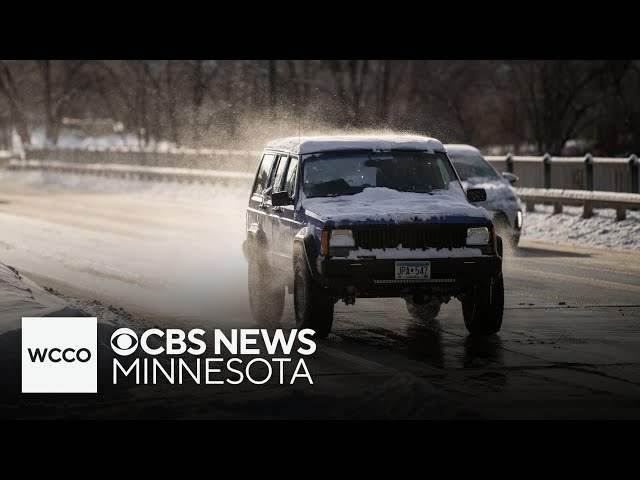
[{"left": 516, "top": 210, "right": 523, "bottom": 228}]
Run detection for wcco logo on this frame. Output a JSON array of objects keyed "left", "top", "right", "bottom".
[
  {"left": 27, "top": 347, "right": 92, "bottom": 363},
  {"left": 22, "top": 317, "right": 97, "bottom": 393}
]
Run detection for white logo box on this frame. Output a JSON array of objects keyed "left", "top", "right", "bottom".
[{"left": 22, "top": 317, "right": 98, "bottom": 393}]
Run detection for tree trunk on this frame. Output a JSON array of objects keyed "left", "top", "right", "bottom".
[
  {"left": 0, "top": 62, "right": 30, "bottom": 148},
  {"left": 39, "top": 60, "right": 56, "bottom": 146},
  {"left": 165, "top": 60, "right": 179, "bottom": 146}
]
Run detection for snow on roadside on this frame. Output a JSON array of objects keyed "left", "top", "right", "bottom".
[
  {"left": 521, "top": 204, "right": 640, "bottom": 250},
  {"left": 0, "top": 262, "right": 127, "bottom": 334},
  {"left": 0, "top": 262, "right": 71, "bottom": 334},
  {"left": 0, "top": 168, "right": 251, "bottom": 202},
  {"left": 19, "top": 128, "right": 176, "bottom": 152}
]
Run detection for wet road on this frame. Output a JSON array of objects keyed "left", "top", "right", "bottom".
[{"left": 1, "top": 178, "right": 639, "bottom": 418}]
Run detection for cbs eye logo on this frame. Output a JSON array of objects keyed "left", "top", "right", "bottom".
[{"left": 110, "top": 328, "right": 138, "bottom": 356}]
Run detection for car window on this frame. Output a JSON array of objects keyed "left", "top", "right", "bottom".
[
  {"left": 302, "top": 151, "right": 456, "bottom": 198},
  {"left": 450, "top": 154, "right": 501, "bottom": 181},
  {"left": 272, "top": 155, "right": 289, "bottom": 192},
  {"left": 253, "top": 154, "right": 276, "bottom": 195},
  {"left": 284, "top": 157, "right": 299, "bottom": 197}
]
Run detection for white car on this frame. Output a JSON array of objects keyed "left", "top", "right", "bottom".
[{"left": 446, "top": 144, "right": 523, "bottom": 247}]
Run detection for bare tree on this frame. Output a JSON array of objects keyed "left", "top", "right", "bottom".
[
  {"left": 37, "top": 60, "right": 86, "bottom": 145},
  {"left": 511, "top": 60, "right": 608, "bottom": 154},
  {"left": 0, "top": 61, "right": 31, "bottom": 147}
]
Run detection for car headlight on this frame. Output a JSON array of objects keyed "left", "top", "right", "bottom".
[
  {"left": 330, "top": 229, "right": 355, "bottom": 247},
  {"left": 516, "top": 210, "right": 523, "bottom": 228},
  {"left": 466, "top": 227, "right": 490, "bottom": 245}
]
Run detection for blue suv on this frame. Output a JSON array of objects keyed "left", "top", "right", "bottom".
[{"left": 243, "top": 135, "right": 504, "bottom": 338}]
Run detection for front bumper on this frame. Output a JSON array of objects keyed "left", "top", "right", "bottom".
[{"left": 316, "top": 256, "right": 502, "bottom": 298}]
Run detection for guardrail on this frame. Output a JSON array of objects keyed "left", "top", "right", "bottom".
[
  {"left": 486, "top": 153, "right": 640, "bottom": 194},
  {"left": 24, "top": 147, "right": 263, "bottom": 173},
  {"left": 515, "top": 187, "right": 640, "bottom": 221},
  {"left": 6, "top": 159, "right": 254, "bottom": 186},
  {"left": 20, "top": 148, "right": 640, "bottom": 194}
]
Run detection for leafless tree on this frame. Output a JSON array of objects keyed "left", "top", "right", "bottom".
[{"left": 0, "top": 61, "right": 31, "bottom": 147}]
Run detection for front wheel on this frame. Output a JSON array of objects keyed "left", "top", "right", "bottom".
[
  {"left": 462, "top": 274, "right": 504, "bottom": 335},
  {"left": 294, "top": 254, "right": 334, "bottom": 338},
  {"left": 248, "top": 259, "right": 284, "bottom": 327},
  {"left": 405, "top": 299, "right": 441, "bottom": 321}
]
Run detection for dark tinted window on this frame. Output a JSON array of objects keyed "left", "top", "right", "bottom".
[
  {"left": 284, "top": 157, "right": 299, "bottom": 197},
  {"left": 272, "top": 155, "right": 289, "bottom": 192},
  {"left": 450, "top": 154, "right": 501, "bottom": 181},
  {"left": 253, "top": 154, "right": 276, "bottom": 195}
]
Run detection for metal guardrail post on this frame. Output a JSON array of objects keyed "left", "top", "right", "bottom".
[
  {"left": 543, "top": 153, "right": 551, "bottom": 189},
  {"left": 630, "top": 154, "right": 639, "bottom": 194},
  {"left": 553, "top": 202, "right": 563, "bottom": 214},
  {"left": 616, "top": 207, "right": 627, "bottom": 221},
  {"left": 584, "top": 153, "right": 593, "bottom": 191},
  {"left": 526, "top": 200, "right": 536, "bottom": 212},
  {"left": 506, "top": 153, "right": 514, "bottom": 174}
]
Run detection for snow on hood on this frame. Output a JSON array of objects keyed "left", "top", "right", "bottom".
[{"left": 302, "top": 182, "right": 490, "bottom": 225}]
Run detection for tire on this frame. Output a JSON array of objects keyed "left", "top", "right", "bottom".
[
  {"left": 405, "top": 299, "right": 441, "bottom": 321},
  {"left": 248, "top": 259, "right": 284, "bottom": 327},
  {"left": 294, "top": 254, "right": 334, "bottom": 338},
  {"left": 462, "top": 274, "right": 504, "bottom": 335}
]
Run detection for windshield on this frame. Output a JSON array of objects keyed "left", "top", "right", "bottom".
[
  {"left": 302, "top": 151, "right": 457, "bottom": 198},
  {"left": 449, "top": 154, "right": 501, "bottom": 181}
]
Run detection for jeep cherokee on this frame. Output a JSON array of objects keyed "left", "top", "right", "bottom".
[{"left": 242, "top": 135, "right": 504, "bottom": 338}]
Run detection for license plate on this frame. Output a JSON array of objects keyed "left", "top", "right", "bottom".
[{"left": 395, "top": 261, "right": 431, "bottom": 279}]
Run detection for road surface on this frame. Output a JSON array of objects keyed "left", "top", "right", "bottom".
[{"left": 1, "top": 176, "right": 639, "bottom": 419}]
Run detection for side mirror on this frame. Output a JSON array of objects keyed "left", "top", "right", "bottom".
[
  {"left": 502, "top": 172, "right": 519, "bottom": 185},
  {"left": 271, "top": 191, "right": 293, "bottom": 207},
  {"left": 467, "top": 188, "right": 487, "bottom": 203}
]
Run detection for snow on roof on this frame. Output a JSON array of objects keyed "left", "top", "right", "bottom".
[
  {"left": 445, "top": 144, "right": 483, "bottom": 156},
  {"left": 266, "top": 135, "right": 445, "bottom": 155}
]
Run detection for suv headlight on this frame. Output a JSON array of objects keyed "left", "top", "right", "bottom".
[
  {"left": 516, "top": 210, "right": 523, "bottom": 228},
  {"left": 466, "top": 227, "right": 490, "bottom": 245},
  {"left": 330, "top": 229, "right": 355, "bottom": 247}
]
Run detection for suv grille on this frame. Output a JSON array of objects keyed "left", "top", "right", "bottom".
[{"left": 351, "top": 225, "right": 468, "bottom": 250}]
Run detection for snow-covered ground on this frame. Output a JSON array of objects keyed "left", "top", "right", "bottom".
[
  {"left": 0, "top": 168, "right": 251, "bottom": 201},
  {"left": 13, "top": 127, "right": 176, "bottom": 152},
  {"left": 522, "top": 204, "right": 640, "bottom": 250}
]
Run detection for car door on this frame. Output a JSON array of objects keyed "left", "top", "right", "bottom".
[
  {"left": 247, "top": 152, "right": 277, "bottom": 263},
  {"left": 271, "top": 156, "right": 300, "bottom": 273}
]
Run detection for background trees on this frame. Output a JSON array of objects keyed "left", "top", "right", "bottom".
[{"left": 0, "top": 59, "right": 637, "bottom": 155}]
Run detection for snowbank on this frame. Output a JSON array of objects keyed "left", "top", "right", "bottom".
[
  {"left": 522, "top": 204, "right": 640, "bottom": 250},
  {"left": 0, "top": 263, "right": 90, "bottom": 334}
]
